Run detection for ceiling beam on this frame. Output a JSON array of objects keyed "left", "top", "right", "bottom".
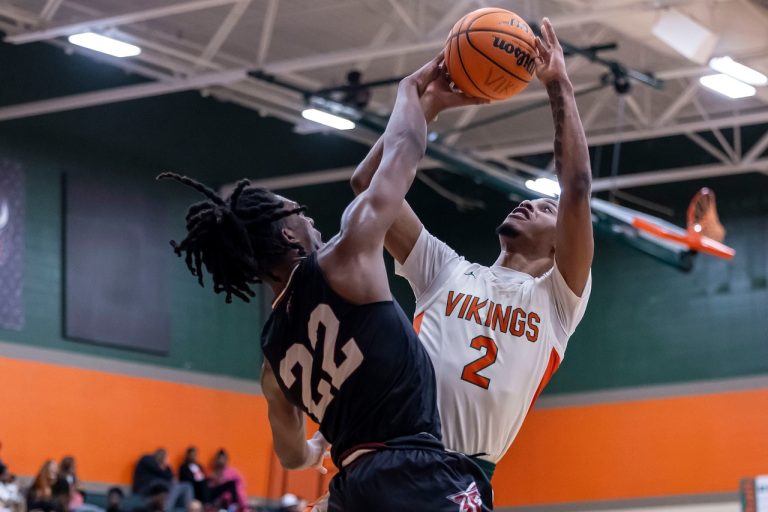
[
  {"left": 39, "top": 0, "right": 65, "bottom": 21},
  {"left": 743, "top": 129, "right": 768, "bottom": 163},
  {"left": 591, "top": 158, "right": 768, "bottom": 191},
  {"left": 0, "top": 69, "right": 247, "bottom": 122},
  {"left": 256, "top": 0, "right": 279, "bottom": 67},
  {"left": 264, "top": 39, "right": 443, "bottom": 75},
  {"left": 685, "top": 132, "right": 733, "bottom": 164},
  {"left": 386, "top": 0, "right": 419, "bottom": 35},
  {"left": 4, "top": 0, "right": 240, "bottom": 44},
  {"left": 427, "top": 0, "right": 474, "bottom": 37},
  {"left": 480, "top": 109, "right": 768, "bottom": 158},
  {"left": 195, "top": 0, "right": 252, "bottom": 68},
  {"left": 654, "top": 81, "right": 699, "bottom": 127},
  {"left": 259, "top": 0, "right": 739, "bottom": 75}
]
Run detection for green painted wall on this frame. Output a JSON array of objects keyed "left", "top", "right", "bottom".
[
  {"left": 0, "top": 134, "right": 266, "bottom": 379},
  {"left": 1, "top": 40, "right": 767, "bottom": 392},
  {"left": 0, "top": 42, "right": 366, "bottom": 380}
]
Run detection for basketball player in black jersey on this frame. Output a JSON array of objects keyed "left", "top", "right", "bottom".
[{"left": 160, "top": 57, "right": 492, "bottom": 511}]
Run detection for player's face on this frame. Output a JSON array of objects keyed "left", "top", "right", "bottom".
[
  {"left": 277, "top": 196, "right": 323, "bottom": 253},
  {"left": 496, "top": 198, "right": 558, "bottom": 248}
]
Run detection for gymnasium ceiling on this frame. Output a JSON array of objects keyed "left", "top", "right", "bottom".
[{"left": 1, "top": 0, "right": 767, "bottom": 192}]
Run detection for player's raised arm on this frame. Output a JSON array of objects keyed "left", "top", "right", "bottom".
[
  {"left": 535, "top": 18, "right": 593, "bottom": 295},
  {"left": 349, "top": 73, "right": 487, "bottom": 264}
]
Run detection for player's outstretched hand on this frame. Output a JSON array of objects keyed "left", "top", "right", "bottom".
[
  {"left": 422, "top": 66, "right": 489, "bottom": 122},
  {"left": 304, "top": 431, "right": 331, "bottom": 475},
  {"left": 402, "top": 54, "right": 442, "bottom": 96},
  {"left": 534, "top": 17, "right": 568, "bottom": 85}
]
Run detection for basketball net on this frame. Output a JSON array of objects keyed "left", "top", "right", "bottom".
[{"left": 687, "top": 187, "right": 726, "bottom": 242}]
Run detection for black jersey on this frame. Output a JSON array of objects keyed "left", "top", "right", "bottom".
[{"left": 261, "top": 252, "right": 441, "bottom": 466}]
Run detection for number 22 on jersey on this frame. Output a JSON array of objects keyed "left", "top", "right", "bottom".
[
  {"left": 278, "top": 304, "right": 364, "bottom": 421},
  {"left": 461, "top": 335, "right": 498, "bottom": 389}
]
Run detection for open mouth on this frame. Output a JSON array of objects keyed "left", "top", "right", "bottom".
[{"left": 510, "top": 208, "right": 531, "bottom": 220}]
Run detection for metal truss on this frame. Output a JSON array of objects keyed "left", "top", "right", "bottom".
[{"left": 0, "top": 0, "right": 766, "bottom": 193}]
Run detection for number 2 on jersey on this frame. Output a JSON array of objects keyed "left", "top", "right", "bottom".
[{"left": 461, "top": 335, "right": 498, "bottom": 389}]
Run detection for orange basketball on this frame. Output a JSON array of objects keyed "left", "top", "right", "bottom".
[{"left": 444, "top": 8, "right": 537, "bottom": 101}]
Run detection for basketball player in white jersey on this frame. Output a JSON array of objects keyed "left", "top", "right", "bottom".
[{"left": 350, "top": 18, "right": 593, "bottom": 480}]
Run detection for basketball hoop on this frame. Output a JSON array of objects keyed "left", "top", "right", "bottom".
[{"left": 631, "top": 187, "right": 735, "bottom": 261}]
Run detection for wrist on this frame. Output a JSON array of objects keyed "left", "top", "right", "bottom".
[{"left": 544, "top": 76, "right": 573, "bottom": 93}]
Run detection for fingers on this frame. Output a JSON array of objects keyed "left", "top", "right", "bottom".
[
  {"left": 535, "top": 35, "right": 550, "bottom": 56},
  {"left": 541, "top": 17, "right": 560, "bottom": 48},
  {"left": 466, "top": 96, "right": 490, "bottom": 106}
]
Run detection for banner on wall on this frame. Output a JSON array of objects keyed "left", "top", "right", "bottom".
[{"left": 0, "top": 160, "right": 25, "bottom": 331}]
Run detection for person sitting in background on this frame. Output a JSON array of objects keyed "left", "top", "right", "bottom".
[
  {"left": 50, "top": 479, "right": 70, "bottom": 512},
  {"left": 132, "top": 450, "right": 191, "bottom": 512},
  {"left": 177, "top": 449, "right": 237, "bottom": 509},
  {"left": 58, "top": 456, "right": 101, "bottom": 512},
  {"left": 208, "top": 451, "right": 245, "bottom": 512},
  {"left": 26, "top": 460, "right": 60, "bottom": 512},
  {"left": 0, "top": 461, "right": 25, "bottom": 512},
  {"left": 130, "top": 483, "right": 167, "bottom": 512},
  {"left": 105, "top": 488, "right": 123, "bottom": 512}
]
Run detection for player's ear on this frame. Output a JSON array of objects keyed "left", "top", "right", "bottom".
[{"left": 281, "top": 226, "right": 298, "bottom": 245}]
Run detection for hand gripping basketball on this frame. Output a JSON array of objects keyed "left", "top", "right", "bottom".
[{"left": 398, "top": 54, "right": 443, "bottom": 97}]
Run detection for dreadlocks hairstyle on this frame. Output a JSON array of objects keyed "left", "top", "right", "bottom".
[{"left": 157, "top": 172, "right": 307, "bottom": 303}]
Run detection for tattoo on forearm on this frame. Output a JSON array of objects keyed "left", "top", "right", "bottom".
[{"left": 547, "top": 81, "right": 565, "bottom": 173}]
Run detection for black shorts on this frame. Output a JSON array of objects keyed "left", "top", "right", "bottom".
[{"left": 328, "top": 434, "right": 493, "bottom": 511}]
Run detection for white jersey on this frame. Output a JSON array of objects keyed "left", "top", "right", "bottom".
[{"left": 396, "top": 228, "right": 591, "bottom": 465}]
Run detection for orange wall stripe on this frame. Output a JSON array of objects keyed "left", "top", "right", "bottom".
[
  {"left": 0, "top": 356, "right": 273, "bottom": 497},
  {"left": 494, "top": 388, "right": 768, "bottom": 507}
]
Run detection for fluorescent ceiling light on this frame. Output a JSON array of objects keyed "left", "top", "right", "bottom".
[
  {"left": 68, "top": 32, "right": 141, "bottom": 58},
  {"left": 708, "top": 57, "right": 767, "bottom": 86},
  {"left": 699, "top": 74, "right": 756, "bottom": 99},
  {"left": 651, "top": 9, "right": 717, "bottom": 64},
  {"left": 525, "top": 177, "right": 561, "bottom": 197},
  {"left": 301, "top": 108, "right": 355, "bottom": 130}
]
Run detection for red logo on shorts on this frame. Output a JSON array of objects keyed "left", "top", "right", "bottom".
[{"left": 447, "top": 481, "right": 483, "bottom": 511}]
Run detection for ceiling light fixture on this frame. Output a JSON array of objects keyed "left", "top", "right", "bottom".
[
  {"left": 68, "top": 32, "right": 141, "bottom": 58},
  {"left": 699, "top": 74, "right": 757, "bottom": 99},
  {"left": 708, "top": 56, "right": 767, "bottom": 86},
  {"left": 301, "top": 108, "right": 355, "bottom": 130}
]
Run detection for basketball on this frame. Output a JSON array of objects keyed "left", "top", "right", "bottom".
[{"left": 444, "top": 8, "right": 537, "bottom": 101}]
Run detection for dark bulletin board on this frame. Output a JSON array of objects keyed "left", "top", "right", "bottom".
[
  {"left": 0, "top": 160, "right": 25, "bottom": 331},
  {"left": 64, "top": 173, "right": 171, "bottom": 354}
]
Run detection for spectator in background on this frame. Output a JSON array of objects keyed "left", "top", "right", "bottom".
[
  {"left": 130, "top": 483, "right": 167, "bottom": 512},
  {"left": 58, "top": 457, "right": 102, "bottom": 512},
  {"left": 131, "top": 450, "right": 191, "bottom": 512},
  {"left": 26, "top": 460, "right": 60, "bottom": 512},
  {"left": 50, "top": 479, "right": 70, "bottom": 512},
  {"left": 178, "top": 449, "right": 237, "bottom": 509},
  {"left": 104, "top": 489, "right": 123, "bottom": 512},
  {"left": 0, "top": 461, "right": 25, "bottom": 512},
  {"left": 208, "top": 451, "right": 246, "bottom": 512}
]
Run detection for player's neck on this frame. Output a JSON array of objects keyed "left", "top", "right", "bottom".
[
  {"left": 493, "top": 250, "right": 553, "bottom": 278},
  {"left": 266, "top": 254, "right": 305, "bottom": 299}
]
